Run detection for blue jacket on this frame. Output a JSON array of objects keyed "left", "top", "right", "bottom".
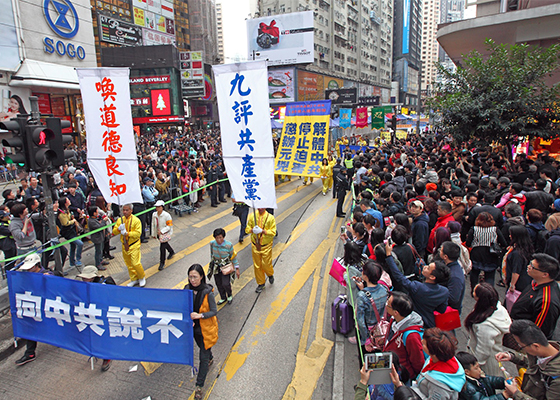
[
  {"left": 386, "top": 255, "right": 448, "bottom": 328},
  {"left": 445, "top": 260, "right": 465, "bottom": 314},
  {"left": 355, "top": 285, "right": 388, "bottom": 345},
  {"left": 411, "top": 212, "right": 430, "bottom": 254}
]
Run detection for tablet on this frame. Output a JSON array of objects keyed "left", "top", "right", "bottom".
[{"left": 365, "top": 352, "right": 393, "bottom": 385}]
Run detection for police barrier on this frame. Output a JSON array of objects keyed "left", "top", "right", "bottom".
[{"left": 7, "top": 269, "right": 194, "bottom": 365}]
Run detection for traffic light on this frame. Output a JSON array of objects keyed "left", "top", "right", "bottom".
[
  {"left": 1, "top": 117, "right": 29, "bottom": 167},
  {"left": 390, "top": 115, "right": 397, "bottom": 131},
  {"left": 46, "top": 118, "right": 75, "bottom": 167},
  {"left": 26, "top": 124, "right": 56, "bottom": 172}
]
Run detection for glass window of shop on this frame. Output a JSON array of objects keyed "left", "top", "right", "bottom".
[{"left": 130, "top": 67, "right": 183, "bottom": 118}]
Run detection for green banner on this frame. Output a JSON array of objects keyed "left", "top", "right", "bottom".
[{"left": 371, "top": 106, "right": 392, "bottom": 129}]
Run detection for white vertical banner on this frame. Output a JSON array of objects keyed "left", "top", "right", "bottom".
[
  {"left": 213, "top": 61, "right": 277, "bottom": 208},
  {"left": 77, "top": 68, "right": 142, "bottom": 205}
]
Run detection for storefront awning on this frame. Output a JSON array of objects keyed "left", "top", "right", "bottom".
[{"left": 10, "top": 59, "right": 80, "bottom": 90}]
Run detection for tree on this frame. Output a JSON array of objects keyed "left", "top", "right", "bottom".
[{"left": 428, "top": 39, "right": 560, "bottom": 162}]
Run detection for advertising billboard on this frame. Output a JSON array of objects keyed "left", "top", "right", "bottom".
[
  {"left": 403, "top": 0, "right": 410, "bottom": 54},
  {"left": 325, "top": 88, "right": 357, "bottom": 105},
  {"left": 180, "top": 51, "right": 205, "bottom": 98},
  {"left": 247, "top": 11, "right": 314, "bottom": 66},
  {"left": 151, "top": 89, "right": 171, "bottom": 116},
  {"left": 99, "top": 15, "right": 142, "bottom": 46},
  {"left": 268, "top": 67, "right": 295, "bottom": 104},
  {"left": 297, "top": 71, "right": 343, "bottom": 101}
]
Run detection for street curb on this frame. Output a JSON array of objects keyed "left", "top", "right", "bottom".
[{"left": 332, "top": 334, "right": 345, "bottom": 400}]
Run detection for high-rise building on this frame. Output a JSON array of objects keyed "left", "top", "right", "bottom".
[
  {"left": 420, "top": 0, "right": 440, "bottom": 91},
  {"left": 393, "top": 0, "right": 422, "bottom": 106},
  {"left": 257, "top": 0, "right": 394, "bottom": 98},
  {"left": 188, "top": 0, "right": 218, "bottom": 65},
  {"left": 175, "top": 0, "right": 192, "bottom": 52},
  {"left": 216, "top": 2, "right": 225, "bottom": 63}
]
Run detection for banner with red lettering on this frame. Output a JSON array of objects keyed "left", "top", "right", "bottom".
[
  {"left": 356, "top": 107, "right": 368, "bottom": 128},
  {"left": 77, "top": 68, "right": 142, "bottom": 205}
]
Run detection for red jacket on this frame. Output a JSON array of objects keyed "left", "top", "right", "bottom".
[
  {"left": 427, "top": 212, "right": 455, "bottom": 253},
  {"left": 383, "top": 315, "right": 425, "bottom": 379}
]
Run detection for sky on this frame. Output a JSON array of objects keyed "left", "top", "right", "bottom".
[{"left": 219, "top": 0, "right": 251, "bottom": 62}]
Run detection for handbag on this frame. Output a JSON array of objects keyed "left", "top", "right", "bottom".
[
  {"left": 364, "top": 290, "right": 390, "bottom": 352},
  {"left": 329, "top": 258, "right": 347, "bottom": 287},
  {"left": 159, "top": 232, "right": 171, "bottom": 243},
  {"left": 489, "top": 241, "right": 503, "bottom": 257},
  {"left": 434, "top": 306, "right": 461, "bottom": 331},
  {"left": 220, "top": 263, "right": 235, "bottom": 275},
  {"left": 505, "top": 289, "right": 522, "bottom": 313}
]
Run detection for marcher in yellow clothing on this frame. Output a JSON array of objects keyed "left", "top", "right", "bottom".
[
  {"left": 112, "top": 204, "right": 146, "bottom": 287},
  {"left": 327, "top": 155, "right": 336, "bottom": 191},
  {"left": 335, "top": 138, "right": 343, "bottom": 157},
  {"left": 245, "top": 208, "right": 277, "bottom": 293},
  {"left": 319, "top": 158, "right": 331, "bottom": 196}
]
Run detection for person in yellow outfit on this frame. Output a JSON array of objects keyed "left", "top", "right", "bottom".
[
  {"left": 113, "top": 203, "right": 146, "bottom": 287},
  {"left": 320, "top": 158, "right": 331, "bottom": 196},
  {"left": 327, "top": 155, "right": 336, "bottom": 191},
  {"left": 246, "top": 208, "right": 277, "bottom": 293},
  {"left": 335, "top": 138, "right": 343, "bottom": 158}
]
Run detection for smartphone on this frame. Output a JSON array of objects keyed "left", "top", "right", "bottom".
[
  {"left": 450, "top": 168, "right": 455, "bottom": 174},
  {"left": 388, "top": 237, "right": 393, "bottom": 246},
  {"left": 340, "top": 226, "right": 345, "bottom": 234}
]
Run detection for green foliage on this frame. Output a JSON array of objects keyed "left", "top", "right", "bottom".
[{"left": 428, "top": 39, "right": 560, "bottom": 149}]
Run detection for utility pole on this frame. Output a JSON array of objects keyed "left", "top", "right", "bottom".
[{"left": 416, "top": 61, "right": 422, "bottom": 135}]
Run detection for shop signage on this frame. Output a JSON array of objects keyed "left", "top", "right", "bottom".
[
  {"left": 358, "top": 96, "right": 380, "bottom": 106},
  {"left": 98, "top": 15, "right": 142, "bottom": 46},
  {"left": 129, "top": 75, "right": 170, "bottom": 85},
  {"left": 180, "top": 51, "right": 205, "bottom": 99},
  {"left": 325, "top": 88, "right": 357, "bottom": 105},
  {"left": 131, "top": 97, "right": 150, "bottom": 106},
  {"left": 133, "top": 115, "right": 183, "bottom": 124},
  {"left": 43, "top": 0, "right": 86, "bottom": 60},
  {"left": 150, "top": 89, "right": 170, "bottom": 116}
]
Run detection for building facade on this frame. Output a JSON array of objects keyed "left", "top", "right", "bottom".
[
  {"left": 188, "top": 0, "right": 218, "bottom": 65},
  {"left": 216, "top": 2, "right": 224, "bottom": 63}
]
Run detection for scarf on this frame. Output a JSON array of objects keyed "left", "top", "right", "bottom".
[{"left": 190, "top": 282, "right": 208, "bottom": 313}]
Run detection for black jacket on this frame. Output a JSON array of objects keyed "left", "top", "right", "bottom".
[
  {"left": 467, "top": 203, "right": 504, "bottom": 228},
  {"left": 525, "top": 189, "right": 554, "bottom": 216},
  {"left": 459, "top": 375, "right": 505, "bottom": 400},
  {"left": 545, "top": 229, "right": 560, "bottom": 260}
]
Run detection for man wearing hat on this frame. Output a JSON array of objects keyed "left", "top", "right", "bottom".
[
  {"left": 151, "top": 200, "right": 175, "bottom": 270},
  {"left": 410, "top": 200, "right": 429, "bottom": 259},
  {"left": 15, "top": 253, "right": 52, "bottom": 366},
  {"left": 113, "top": 204, "right": 146, "bottom": 287},
  {"left": 77, "top": 265, "right": 115, "bottom": 371}
]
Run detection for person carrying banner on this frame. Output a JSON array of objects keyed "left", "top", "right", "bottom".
[
  {"left": 15, "top": 253, "right": 52, "bottom": 366},
  {"left": 76, "top": 265, "right": 115, "bottom": 371},
  {"left": 184, "top": 264, "right": 218, "bottom": 400},
  {"left": 246, "top": 208, "right": 277, "bottom": 293},
  {"left": 112, "top": 204, "right": 146, "bottom": 287}
]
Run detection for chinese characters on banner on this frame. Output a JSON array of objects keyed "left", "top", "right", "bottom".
[
  {"left": 7, "top": 270, "right": 194, "bottom": 365},
  {"left": 371, "top": 106, "right": 392, "bottom": 129},
  {"left": 77, "top": 68, "right": 142, "bottom": 205},
  {"left": 355, "top": 107, "right": 368, "bottom": 128},
  {"left": 339, "top": 108, "right": 352, "bottom": 129},
  {"left": 274, "top": 100, "right": 331, "bottom": 178},
  {"left": 213, "top": 61, "right": 277, "bottom": 209}
]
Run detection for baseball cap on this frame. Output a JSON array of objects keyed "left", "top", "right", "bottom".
[
  {"left": 19, "top": 253, "right": 41, "bottom": 270},
  {"left": 410, "top": 200, "right": 424, "bottom": 209},
  {"left": 154, "top": 200, "right": 165, "bottom": 207},
  {"left": 77, "top": 265, "right": 99, "bottom": 280}
]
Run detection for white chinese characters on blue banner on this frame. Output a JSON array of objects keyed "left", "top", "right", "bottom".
[
  {"left": 340, "top": 108, "right": 352, "bottom": 129},
  {"left": 213, "top": 61, "right": 277, "bottom": 209},
  {"left": 7, "top": 270, "right": 194, "bottom": 365}
]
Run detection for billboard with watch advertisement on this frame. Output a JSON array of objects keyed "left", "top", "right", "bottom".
[{"left": 247, "top": 11, "right": 314, "bottom": 66}]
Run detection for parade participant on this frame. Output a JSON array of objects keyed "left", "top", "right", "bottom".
[
  {"left": 232, "top": 198, "right": 249, "bottom": 243},
  {"left": 184, "top": 264, "right": 218, "bottom": 400},
  {"left": 320, "top": 158, "right": 331, "bottom": 196},
  {"left": 151, "top": 200, "right": 175, "bottom": 270},
  {"left": 113, "top": 204, "right": 146, "bottom": 287},
  {"left": 76, "top": 265, "right": 115, "bottom": 371},
  {"left": 246, "top": 208, "right": 277, "bottom": 293},
  {"left": 15, "top": 253, "right": 52, "bottom": 366},
  {"left": 209, "top": 228, "right": 240, "bottom": 305}
]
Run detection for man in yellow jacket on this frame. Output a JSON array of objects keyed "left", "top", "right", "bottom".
[
  {"left": 113, "top": 203, "right": 146, "bottom": 287},
  {"left": 246, "top": 208, "right": 277, "bottom": 293}
]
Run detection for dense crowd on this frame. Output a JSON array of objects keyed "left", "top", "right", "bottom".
[{"left": 329, "top": 132, "right": 560, "bottom": 400}]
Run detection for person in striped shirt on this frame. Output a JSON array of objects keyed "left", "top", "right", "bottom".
[{"left": 510, "top": 253, "right": 560, "bottom": 339}]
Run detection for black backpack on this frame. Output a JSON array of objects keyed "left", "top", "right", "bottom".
[{"left": 527, "top": 225, "right": 551, "bottom": 253}]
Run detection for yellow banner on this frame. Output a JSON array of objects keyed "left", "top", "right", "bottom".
[
  {"left": 380, "top": 131, "right": 391, "bottom": 141},
  {"left": 274, "top": 105, "right": 330, "bottom": 177},
  {"left": 395, "top": 130, "right": 408, "bottom": 140},
  {"left": 133, "top": 7, "right": 145, "bottom": 26}
]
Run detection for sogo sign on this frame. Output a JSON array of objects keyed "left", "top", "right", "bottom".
[{"left": 42, "top": 0, "right": 86, "bottom": 60}]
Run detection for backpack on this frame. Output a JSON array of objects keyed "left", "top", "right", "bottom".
[
  {"left": 527, "top": 225, "right": 550, "bottom": 253},
  {"left": 402, "top": 328, "right": 424, "bottom": 347}
]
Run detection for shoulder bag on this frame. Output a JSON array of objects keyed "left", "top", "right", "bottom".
[{"left": 364, "top": 289, "right": 390, "bottom": 352}]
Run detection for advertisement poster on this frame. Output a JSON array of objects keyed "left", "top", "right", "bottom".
[
  {"left": 142, "top": 28, "right": 175, "bottom": 46},
  {"left": 325, "top": 88, "right": 357, "bottom": 105},
  {"left": 274, "top": 101, "right": 331, "bottom": 178},
  {"left": 99, "top": 16, "right": 142, "bottom": 46},
  {"left": 297, "top": 71, "right": 343, "bottom": 101},
  {"left": 133, "top": 7, "right": 145, "bottom": 25},
  {"left": 247, "top": 11, "right": 314, "bottom": 66},
  {"left": 180, "top": 51, "right": 205, "bottom": 98},
  {"left": 268, "top": 68, "right": 294, "bottom": 104}
]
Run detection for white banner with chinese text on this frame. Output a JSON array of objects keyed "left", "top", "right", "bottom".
[
  {"left": 77, "top": 68, "right": 142, "bottom": 205},
  {"left": 213, "top": 61, "right": 277, "bottom": 208}
]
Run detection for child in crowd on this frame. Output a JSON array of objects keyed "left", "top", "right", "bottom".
[{"left": 456, "top": 351, "right": 506, "bottom": 400}]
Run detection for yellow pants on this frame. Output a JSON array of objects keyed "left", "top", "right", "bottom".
[
  {"left": 122, "top": 242, "right": 145, "bottom": 281},
  {"left": 303, "top": 177, "right": 314, "bottom": 184},
  {"left": 327, "top": 175, "right": 333, "bottom": 190},
  {"left": 252, "top": 242, "right": 274, "bottom": 285},
  {"left": 321, "top": 177, "right": 329, "bottom": 194}
]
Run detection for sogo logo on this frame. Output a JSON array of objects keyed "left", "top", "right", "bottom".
[{"left": 42, "top": 0, "right": 86, "bottom": 60}]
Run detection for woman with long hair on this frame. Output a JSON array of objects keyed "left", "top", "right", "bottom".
[
  {"left": 503, "top": 225, "right": 534, "bottom": 293},
  {"left": 184, "top": 264, "right": 218, "bottom": 400},
  {"left": 423, "top": 197, "right": 439, "bottom": 233},
  {"left": 1, "top": 95, "right": 27, "bottom": 121},
  {"left": 57, "top": 197, "right": 83, "bottom": 269},
  {"left": 428, "top": 226, "right": 451, "bottom": 263},
  {"left": 319, "top": 157, "right": 331, "bottom": 196},
  {"left": 466, "top": 212, "right": 508, "bottom": 291},
  {"left": 464, "top": 283, "right": 511, "bottom": 376},
  {"left": 343, "top": 241, "right": 367, "bottom": 308}
]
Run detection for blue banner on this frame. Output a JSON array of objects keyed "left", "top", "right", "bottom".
[
  {"left": 7, "top": 270, "right": 194, "bottom": 365},
  {"left": 340, "top": 108, "right": 352, "bottom": 129},
  {"left": 402, "top": 0, "right": 410, "bottom": 54}
]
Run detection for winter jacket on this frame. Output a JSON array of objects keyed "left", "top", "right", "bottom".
[
  {"left": 468, "top": 302, "right": 511, "bottom": 377},
  {"left": 184, "top": 283, "right": 218, "bottom": 350},
  {"left": 412, "top": 357, "right": 466, "bottom": 400},
  {"left": 459, "top": 375, "right": 505, "bottom": 400},
  {"left": 427, "top": 212, "right": 455, "bottom": 253},
  {"left": 544, "top": 228, "right": 560, "bottom": 259},
  {"left": 501, "top": 215, "right": 526, "bottom": 239},
  {"left": 468, "top": 203, "right": 504, "bottom": 229},
  {"left": 9, "top": 216, "right": 36, "bottom": 249},
  {"left": 151, "top": 210, "right": 174, "bottom": 238},
  {"left": 452, "top": 203, "right": 466, "bottom": 223},
  {"left": 509, "top": 341, "right": 560, "bottom": 400},
  {"left": 0, "top": 221, "right": 16, "bottom": 253},
  {"left": 445, "top": 260, "right": 465, "bottom": 313},
  {"left": 384, "top": 312, "right": 425, "bottom": 379},
  {"left": 525, "top": 189, "right": 554, "bottom": 217},
  {"left": 87, "top": 217, "right": 106, "bottom": 244},
  {"left": 419, "top": 169, "right": 439, "bottom": 184},
  {"left": 450, "top": 233, "right": 472, "bottom": 275},
  {"left": 386, "top": 255, "right": 448, "bottom": 328},
  {"left": 356, "top": 285, "right": 388, "bottom": 345},
  {"left": 412, "top": 213, "right": 430, "bottom": 255},
  {"left": 511, "top": 280, "right": 560, "bottom": 339}
]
